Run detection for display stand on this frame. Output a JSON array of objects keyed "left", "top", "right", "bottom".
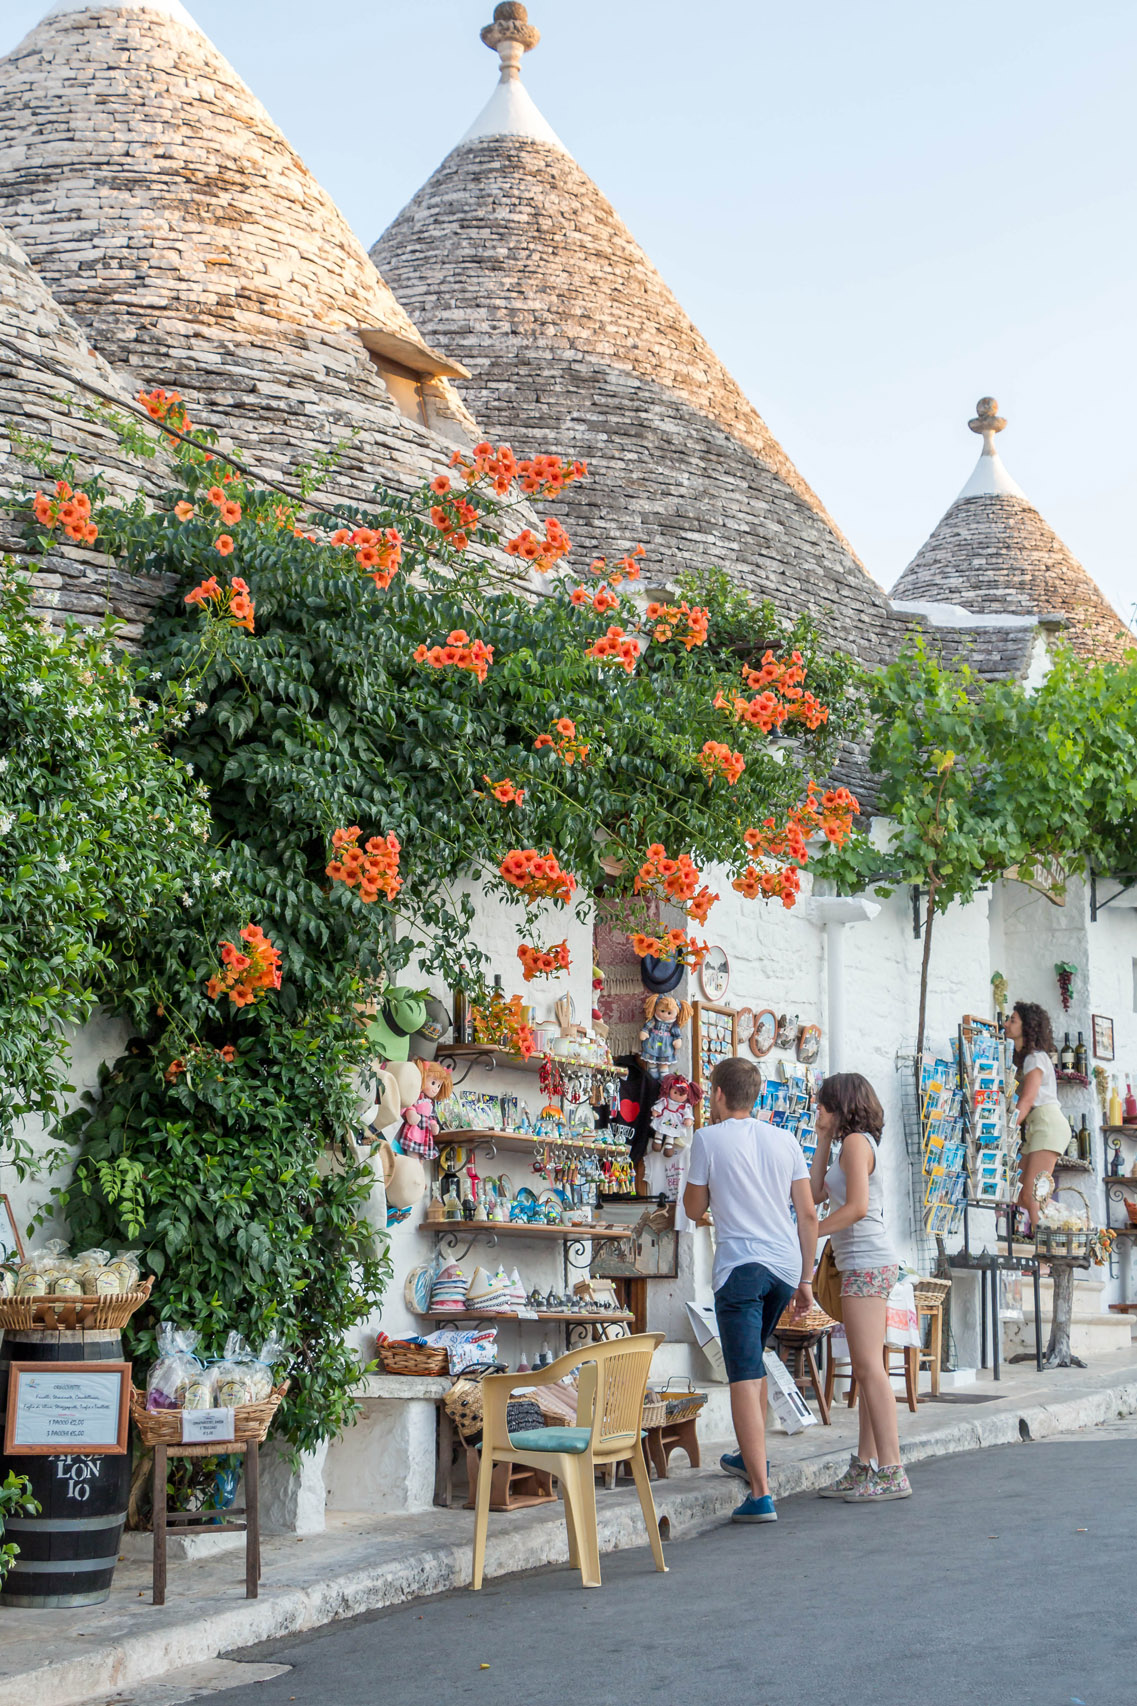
[
  {"left": 691, "top": 1002, "right": 738, "bottom": 1127},
  {"left": 1041, "top": 1254, "right": 1091, "bottom": 1368},
  {"left": 151, "top": 1439, "right": 259, "bottom": 1605}
]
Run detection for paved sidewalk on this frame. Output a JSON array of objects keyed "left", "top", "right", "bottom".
[{"left": 5, "top": 1351, "right": 1137, "bottom": 1706}]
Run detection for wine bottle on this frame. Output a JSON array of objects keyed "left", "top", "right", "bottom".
[
  {"left": 1125, "top": 1079, "right": 1137, "bottom": 1125},
  {"left": 1077, "top": 1111, "right": 1092, "bottom": 1162},
  {"left": 1074, "top": 1032, "right": 1088, "bottom": 1077},
  {"left": 450, "top": 982, "right": 469, "bottom": 1046},
  {"left": 1060, "top": 1033, "right": 1075, "bottom": 1073},
  {"left": 1109, "top": 1078, "right": 1124, "bottom": 1127}
]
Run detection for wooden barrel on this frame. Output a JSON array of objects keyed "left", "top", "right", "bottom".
[{"left": 0, "top": 1329, "right": 130, "bottom": 1608}]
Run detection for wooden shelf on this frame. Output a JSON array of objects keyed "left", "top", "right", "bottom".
[
  {"left": 439, "top": 1045, "right": 615, "bottom": 1077},
  {"left": 1103, "top": 1176, "right": 1137, "bottom": 1187},
  {"left": 437, "top": 1126, "right": 630, "bottom": 1158},
  {"left": 420, "top": 1220, "right": 634, "bottom": 1242},
  {"left": 1103, "top": 1126, "right": 1137, "bottom": 1136},
  {"left": 417, "top": 1309, "right": 634, "bottom": 1324},
  {"left": 1055, "top": 1157, "right": 1093, "bottom": 1172}
]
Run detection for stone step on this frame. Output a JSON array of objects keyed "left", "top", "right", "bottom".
[{"left": 1003, "top": 1312, "right": 1132, "bottom": 1359}]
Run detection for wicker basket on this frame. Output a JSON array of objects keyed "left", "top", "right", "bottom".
[
  {"left": 658, "top": 1378, "right": 708, "bottom": 1425},
  {"left": 0, "top": 1278, "right": 153, "bottom": 1333},
  {"left": 1036, "top": 1184, "right": 1091, "bottom": 1257},
  {"left": 129, "top": 1380, "right": 287, "bottom": 1446},
  {"left": 377, "top": 1340, "right": 450, "bottom": 1377},
  {"left": 642, "top": 1398, "right": 668, "bottom": 1429},
  {"left": 912, "top": 1277, "right": 952, "bottom": 1308},
  {"left": 774, "top": 1300, "right": 836, "bottom": 1335}
]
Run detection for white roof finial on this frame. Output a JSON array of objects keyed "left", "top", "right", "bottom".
[
  {"left": 955, "top": 394, "right": 1026, "bottom": 502},
  {"left": 481, "top": 3, "right": 541, "bottom": 82},
  {"left": 460, "top": 3, "right": 567, "bottom": 153}
]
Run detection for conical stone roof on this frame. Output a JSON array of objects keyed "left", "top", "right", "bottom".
[
  {"left": 0, "top": 2, "right": 478, "bottom": 494},
  {"left": 0, "top": 219, "right": 175, "bottom": 635},
  {"left": 892, "top": 398, "right": 1132, "bottom": 662},
  {"left": 371, "top": 5, "right": 895, "bottom": 664}
]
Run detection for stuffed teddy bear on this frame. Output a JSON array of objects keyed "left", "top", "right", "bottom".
[
  {"left": 639, "top": 993, "right": 693, "bottom": 1074},
  {"left": 394, "top": 1058, "right": 453, "bottom": 1160},
  {"left": 650, "top": 1073, "right": 701, "bottom": 1156}
]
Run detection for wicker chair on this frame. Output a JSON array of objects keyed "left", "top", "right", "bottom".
[{"left": 471, "top": 1332, "right": 667, "bottom": 1591}]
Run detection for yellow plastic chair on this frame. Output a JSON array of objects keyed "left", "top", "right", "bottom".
[{"left": 471, "top": 1331, "right": 668, "bottom": 1590}]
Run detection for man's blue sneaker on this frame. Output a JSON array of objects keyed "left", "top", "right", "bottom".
[
  {"left": 720, "top": 1452, "right": 769, "bottom": 1483},
  {"left": 731, "top": 1494, "right": 777, "bottom": 1523}
]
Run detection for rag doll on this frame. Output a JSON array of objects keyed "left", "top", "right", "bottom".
[
  {"left": 639, "top": 993, "right": 693, "bottom": 1074},
  {"left": 395, "top": 1057, "right": 454, "bottom": 1160},
  {"left": 650, "top": 1073, "right": 701, "bottom": 1156}
]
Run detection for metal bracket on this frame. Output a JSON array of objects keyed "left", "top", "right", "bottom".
[
  {"left": 436, "top": 1049, "right": 498, "bottom": 1088},
  {"left": 436, "top": 1228, "right": 498, "bottom": 1264},
  {"left": 1090, "top": 868, "right": 1137, "bottom": 923}
]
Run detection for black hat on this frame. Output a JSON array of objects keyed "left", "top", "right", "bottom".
[{"left": 639, "top": 954, "right": 685, "bottom": 996}]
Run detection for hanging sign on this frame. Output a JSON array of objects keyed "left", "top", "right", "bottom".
[{"left": 6, "top": 1361, "right": 130, "bottom": 1455}]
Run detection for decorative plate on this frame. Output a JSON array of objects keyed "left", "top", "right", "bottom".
[
  {"left": 749, "top": 1009, "right": 777, "bottom": 1058},
  {"left": 796, "top": 1024, "right": 822, "bottom": 1065},
  {"left": 699, "top": 947, "right": 730, "bottom": 1001},
  {"left": 736, "top": 1007, "right": 756, "bottom": 1044},
  {"left": 775, "top": 1012, "right": 798, "bottom": 1050}
]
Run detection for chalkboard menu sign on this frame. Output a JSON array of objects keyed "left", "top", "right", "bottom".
[{"left": 5, "top": 1361, "right": 130, "bottom": 1454}]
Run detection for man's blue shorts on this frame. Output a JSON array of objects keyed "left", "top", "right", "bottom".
[{"left": 713, "top": 1261, "right": 795, "bottom": 1384}]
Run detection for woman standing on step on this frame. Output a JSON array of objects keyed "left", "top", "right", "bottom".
[
  {"left": 810, "top": 1073, "right": 912, "bottom": 1504},
  {"left": 1006, "top": 1001, "right": 1070, "bottom": 1231}
]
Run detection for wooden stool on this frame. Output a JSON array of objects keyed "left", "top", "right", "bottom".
[
  {"left": 771, "top": 1328, "right": 832, "bottom": 1425},
  {"left": 152, "top": 1440, "right": 259, "bottom": 1606},
  {"left": 824, "top": 1342, "right": 919, "bottom": 1413},
  {"left": 915, "top": 1299, "right": 943, "bottom": 1396},
  {"left": 643, "top": 1415, "right": 701, "bottom": 1478},
  {"left": 463, "top": 1446, "right": 556, "bottom": 1510}
]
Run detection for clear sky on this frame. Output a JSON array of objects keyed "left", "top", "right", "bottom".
[{"left": 4, "top": 0, "right": 1135, "bottom": 622}]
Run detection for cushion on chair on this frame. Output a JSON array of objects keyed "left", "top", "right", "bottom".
[{"left": 506, "top": 1426, "right": 591, "bottom": 1454}]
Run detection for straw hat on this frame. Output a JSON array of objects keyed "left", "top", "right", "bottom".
[{"left": 376, "top": 1142, "right": 426, "bottom": 1209}]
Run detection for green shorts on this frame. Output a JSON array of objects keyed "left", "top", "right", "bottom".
[{"left": 1021, "top": 1103, "right": 1071, "bottom": 1157}]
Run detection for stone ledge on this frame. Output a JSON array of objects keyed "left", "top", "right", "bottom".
[{"left": 352, "top": 1374, "right": 450, "bottom": 1401}]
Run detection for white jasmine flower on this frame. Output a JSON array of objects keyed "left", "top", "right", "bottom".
[
  {"left": 194, "top": 701, "right": 207, "bottom": 714},
  {"left": 0, "top": 813, "right": 13, "bottom": 835},
  {"left": 26, "top": 680, "right": 43, "bottom": 697},
  {"left": 57, "top": 857, "right": 70, "bottom": 873},
  {"left": 210, "top": 871, "right": 225, "bottom": 888}
]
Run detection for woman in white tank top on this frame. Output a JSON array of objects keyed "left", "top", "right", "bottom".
[{"left": 809, "top": 1072, "right": 911, "bottom": 1503}]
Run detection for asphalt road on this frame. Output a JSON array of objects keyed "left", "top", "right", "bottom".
[{"left": 207, "top": 1425, "right": 1135, "bottom": 1706}]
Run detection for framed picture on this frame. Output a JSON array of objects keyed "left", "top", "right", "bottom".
[
  {"left": 749, "top": 1009, "right": 777, "bottom": 1059},
  {"left": 5, "top": 1361, "right": 130, "bottom": 1455},
  {"left": 0, "top": 1196, "right": 24, "bottom": 1264},
  {"left": 699, "top": 947, "right": 730, "bottom": 1001},
  {"left": 1092, "top": 1015, "right": 1115, "bottom": 1062}
]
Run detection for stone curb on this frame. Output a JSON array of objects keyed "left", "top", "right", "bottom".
[{"left": 7, "top": 1375, "right": 1137, "bottom": 1706}]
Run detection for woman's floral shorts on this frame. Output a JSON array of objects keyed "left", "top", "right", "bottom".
[{"left": 840, "top": 1263, "right": 899, "bottom": 1299}]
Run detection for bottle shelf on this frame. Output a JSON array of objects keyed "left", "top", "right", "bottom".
[
  {"left": 419, "top": 1219, "right": 634, "bottom": 1242},
  {"left": 415, "top": 1309, "right": 634, "bottom": 1324}
]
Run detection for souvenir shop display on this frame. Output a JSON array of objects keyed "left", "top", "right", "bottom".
[
  {"left": 748, "top": 1008, "right": 777, "bottom": 1058},
  {"left": 394, "top": 1058, "right": 454, "bottom": 1161},
  {"left": 597, "top": 1056, "right": 661, "bottom": 1164},
  {"left": 775, "top": 1013, "right": 799, "bottom": 1051},
  {"left": 959, "top": 1014, "right": 1019, "bottom": 1207},
  {"left": 699, "top": 947, "right": 730, "bottom": 1001},
  {"left": 0, "top": 1241, "right": 154, "bottom": 1329},
  {"left": 755, "top": 1062, "right": 819, "bottom": 1161},
  {"left": 918, "top": 1052, "right": 967, "bottom": 1238},
  {"left": 650, "top": 1073, "right": 701, "bottom": 1156},
  {"left": 639, "top": 994, "right": 693, "bottom": 1075},
  {"left": 796, "top": 1024, "right": 822, "bottom": 1065},
  {"left": 691, "top": 1001, "right": 739, "bottom": 1125},
  {"left": 144, "top": 1324, "right": 286, "bottom": 1412}
]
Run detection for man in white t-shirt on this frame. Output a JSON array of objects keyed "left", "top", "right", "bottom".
[{"left": 684, "top": 1056, "right": 817, "bottom": 1525}]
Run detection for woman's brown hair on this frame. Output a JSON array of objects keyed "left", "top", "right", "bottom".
[
  {"left": 817, "top": 1072, "right": 885, "bottom": 1143},
  {"left": 1011, "top": 1001, "right": 1055, "bottom": 1069}
]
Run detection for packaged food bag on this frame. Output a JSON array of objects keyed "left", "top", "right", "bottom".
[
  {"left": 101, "top": 1249, "right": 143, "bottom": 1294},
  {"left": 15, "top": 1239, "right": 69, "bottom": 1297},
  {"left": 73, "top": 1248, "right": 112, "bottom": 1294},
  {"left": 146, "top": 1323, "right": 203, "bottom": 1411}
]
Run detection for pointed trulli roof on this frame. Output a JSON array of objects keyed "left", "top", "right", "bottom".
[
  {"left": 371, "top": 4, "right": 895, "bottom": 664},
  {"left": 892, "top": 398, "right": 1132, "bottom": 662},
  {"left": 0, "top": 220, "right": 176, "bottom": 635},
  {"left": 0, "top": 1, "right": 478, "bottom": 494}
]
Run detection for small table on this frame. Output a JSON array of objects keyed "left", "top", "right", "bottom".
[
  {"left": 151, "top": 1440, "right": 260, "bottom": 1605},
  {"left": 642, "top": 1415, "right": 701, "bottom": 1478}
]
